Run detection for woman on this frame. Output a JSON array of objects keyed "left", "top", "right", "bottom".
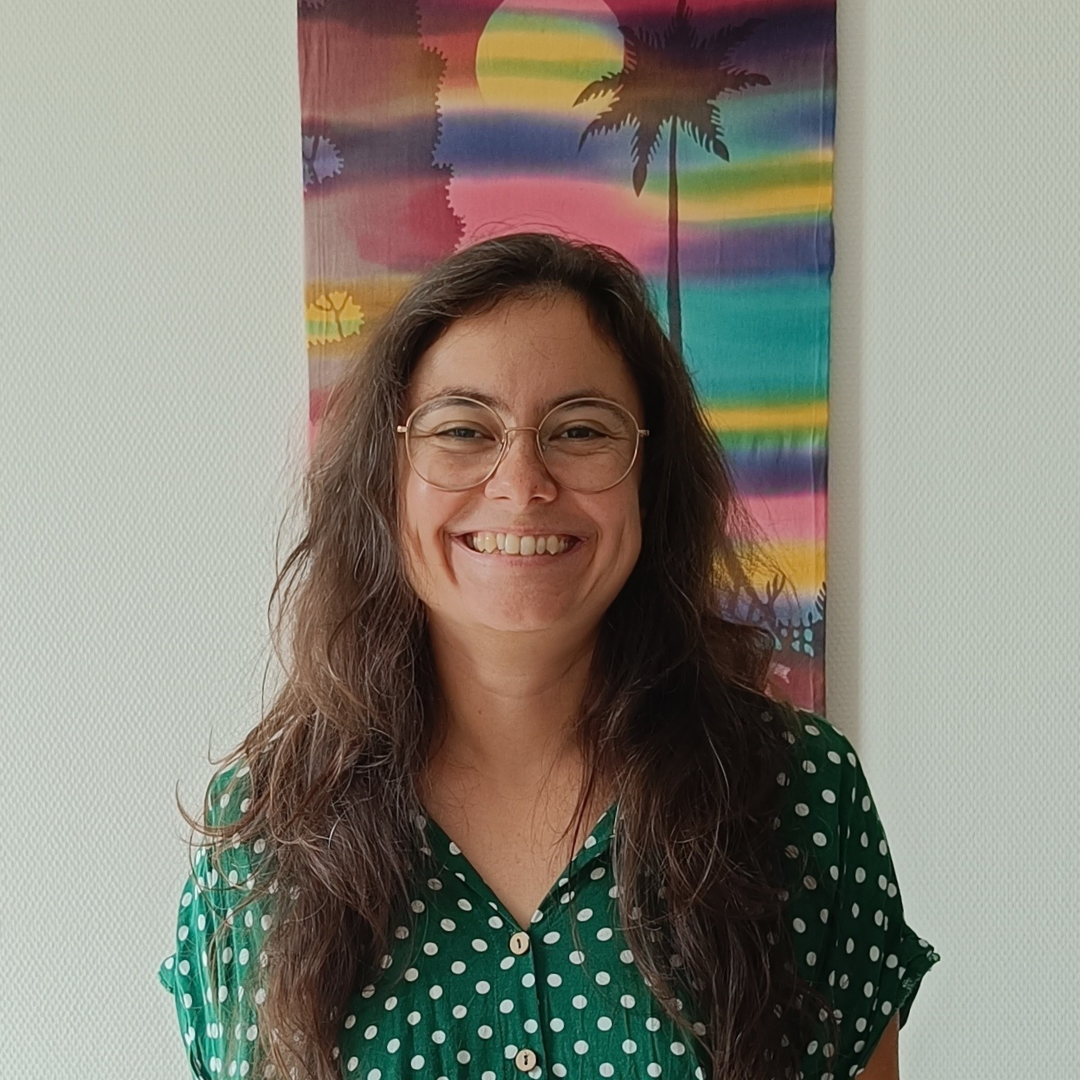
[{"left": 159, "top": 233, "right": 939, "bottom": 1080}]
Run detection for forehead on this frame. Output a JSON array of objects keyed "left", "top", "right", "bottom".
[{"left": 405, "top": 291, "right": 641, "bottom": 416}]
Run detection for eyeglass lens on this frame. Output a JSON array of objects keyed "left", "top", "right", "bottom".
[{"left": 406, "top": 398, "right": 639, "bottom": 492}]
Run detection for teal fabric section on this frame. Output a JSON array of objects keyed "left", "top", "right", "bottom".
[{"left": 672, "top": 276, "right": 832, "bottom": 403}]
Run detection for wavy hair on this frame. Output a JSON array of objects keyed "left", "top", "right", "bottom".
[{"left": 186, "top": 232, "right": 839, "bottom": 1080}]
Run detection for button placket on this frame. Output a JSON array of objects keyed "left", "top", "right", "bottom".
[{"left": 502, "top": 923, "right": 544, "bottom": 1077}]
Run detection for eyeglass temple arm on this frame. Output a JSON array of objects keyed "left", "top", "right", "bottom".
[{"left": 396, "top": 425, "right": 649, "bottom": 436}]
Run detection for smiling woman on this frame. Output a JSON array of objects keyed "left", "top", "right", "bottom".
[
  {"left": 159, "top": 232, "right": 938, "bottom": 1080},
  {"left": 397, "top": 293, "right": 646, "bottom": 641}
]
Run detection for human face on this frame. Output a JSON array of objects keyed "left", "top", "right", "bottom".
[{"left": 397, "top": 291, "right": 645, "bottom": 638}]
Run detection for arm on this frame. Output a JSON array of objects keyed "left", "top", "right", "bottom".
[{"left": 858, "top": 1014, "right": 899, "bottom": 1079}]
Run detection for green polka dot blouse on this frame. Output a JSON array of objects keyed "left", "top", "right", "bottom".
[{"left": 159, "top": 710, "right": 940, "bottom": 1079}]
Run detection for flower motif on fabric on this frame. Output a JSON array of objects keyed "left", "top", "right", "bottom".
[{"left": 302, "top": 134, "right": 343, "bottom": 190}]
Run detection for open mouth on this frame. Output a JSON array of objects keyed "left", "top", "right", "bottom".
[{"left": 452, "top": 532, "right": 585, "bottom": 558}]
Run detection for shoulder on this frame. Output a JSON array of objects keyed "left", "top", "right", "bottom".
[
  {"left": 205, "top": 760, "right": 254, "bottom": 829},
  {"left": 172, "top": 758, "right": 272, "bottom": 932},
  {"left": 161, "top": 758, "right": 272, "bottom": 981},
  {"left": 777, "top": 707, "right": 863, "bottom": 839},
  {"left": 158, "top": 760, "right": 272, "bottom": 1078},
  {"left": 785, "top": 707, "right": 860, "bottom": 772},
  {"left": 197, "top": 761, "right": 268, "bottom": 904},
  {"left": 774, "top": 707, "right": 897, "bottom": 893},
  {"left": 774, "top": 708, "right": 942, "bottom": 1077}
]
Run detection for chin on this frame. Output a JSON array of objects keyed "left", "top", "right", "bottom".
[
  {"left": 468, "top": 606, "right": 575, "bottom": 634},
  {"left": 449, "top": 588, "right": 580, "bottom": 631}
]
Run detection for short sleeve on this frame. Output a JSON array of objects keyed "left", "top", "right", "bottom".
[
  {"left": 158, "top": 765, "right": 270, "bottom": 1080},
  {"left": 779, "top": 711, "right": 941, "bottom": 1079}
]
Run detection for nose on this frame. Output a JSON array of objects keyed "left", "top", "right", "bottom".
[{"left": 483, "top": 426, "right": 557, "bottom": 503}]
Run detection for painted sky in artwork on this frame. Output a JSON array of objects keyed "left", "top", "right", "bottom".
[{"left": 420, "top": 0, "right": 831, "bottom": 267}]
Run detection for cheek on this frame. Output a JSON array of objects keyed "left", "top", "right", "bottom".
[
  {"left": 624, "top": 479, "right": 644, "bottom": 539},
  {"left": 623, "top": 494, "right": 645, "bottom": 572},
  {"left": 402, "top": 482, "right": 447, "bottom": 543},
  {"left": 398, "top": 473, "right": 461, "bottom": 593},
  {"left": 625, "top": 515, "right": 644, "bottom": 569},
  {"left": 600, "top": 493, "right": 643, "bottom": 568},
  {"left": 398, "top": 475, "right": 437, "bottom": 592}
]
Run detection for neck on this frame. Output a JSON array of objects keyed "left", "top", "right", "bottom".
[{"left": 422, "top": 616, "right": 598, "bottom": 795}]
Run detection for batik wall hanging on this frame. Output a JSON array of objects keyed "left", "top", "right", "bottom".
[{"left": 298, "top": 0, "right": 835, "bottom": 712}]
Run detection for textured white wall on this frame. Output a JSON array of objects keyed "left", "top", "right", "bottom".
[
  {"left": 0, "top": 2, "right": 1075, "bottom": 1078},
  {"left": 828, "top": 1, "right": 1080, "bottom": 1077},
  {"left": 0, "top": 3, "right": 307, "bottom": 1077}
]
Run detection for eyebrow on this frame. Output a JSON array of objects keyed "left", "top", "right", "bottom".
[{"left": 431, "top": 386, "right": 622, "bottom": 414}]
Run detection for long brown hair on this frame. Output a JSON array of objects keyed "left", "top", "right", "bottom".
[{"left": 188, "top": 232, "right": 839, "bottom": 1080}]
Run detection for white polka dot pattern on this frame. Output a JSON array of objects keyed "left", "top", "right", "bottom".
[
  {"left": 158, "top": 710, "right": 939, "bottom": 1080},
  {"left": 777, "top": 712, "right": 941, "bottom": 1078},
  {"left": 158, "top": 768, "right": 268, "bottom": 1080}
]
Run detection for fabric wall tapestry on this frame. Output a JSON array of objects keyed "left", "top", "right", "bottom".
[{"left": 298, "top": 0, "right": 836, "bottom": 713}]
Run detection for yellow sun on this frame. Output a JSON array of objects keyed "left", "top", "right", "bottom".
[{"left": 476, "top": 0, "right": 624, "bottom": 114}]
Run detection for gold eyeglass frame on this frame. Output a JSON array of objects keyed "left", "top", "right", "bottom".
[{"left": 395, "top": 395, "right": 650, "bottom": 493}]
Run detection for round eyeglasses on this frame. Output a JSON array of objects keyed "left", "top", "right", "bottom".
[{"left": 395, "top": 396, "right": 649, "bottom": 493}]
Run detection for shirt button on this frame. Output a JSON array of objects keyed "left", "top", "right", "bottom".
[
  {"left": 509, "top": 930, "right": 530, "bottom": 955},
  {"left": 515, "top": 1047, "right": 538, "bottom": 1071}
]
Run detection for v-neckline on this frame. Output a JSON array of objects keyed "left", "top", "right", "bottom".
[{"left": 420, "top": 799, "right": 618, "bottom": 931}]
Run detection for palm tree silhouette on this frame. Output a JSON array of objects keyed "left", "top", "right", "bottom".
[{"left": 575, "top": 1, "right": 770, "bottom": 354}]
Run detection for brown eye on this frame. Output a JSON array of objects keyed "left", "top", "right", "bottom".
[
  {"left": 435, "top": 426, "right": 488, "bottom": 440},
  {"left": 555, "top": 426, "right": 606, "bottom": 441}
]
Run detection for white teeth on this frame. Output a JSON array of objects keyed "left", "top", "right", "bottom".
[{"left": 465, "top": 532, "right": 574, "bottom": 556}]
